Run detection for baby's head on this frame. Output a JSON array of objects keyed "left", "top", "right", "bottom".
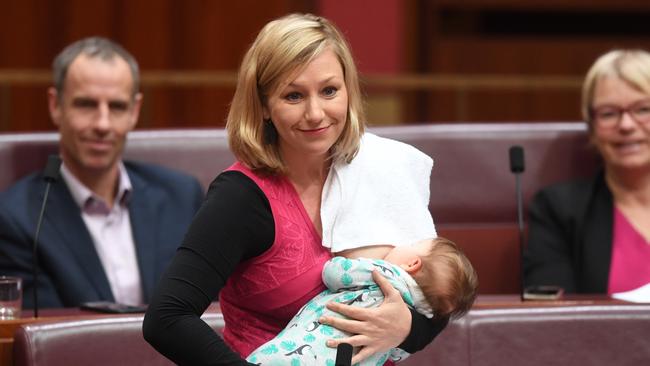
[{"left": 384, "top": 237, "right": 478, "bottom": 319}]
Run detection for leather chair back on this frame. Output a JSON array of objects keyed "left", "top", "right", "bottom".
[{"left": 12, "top": 313, "right": 224, "bottom": 366}]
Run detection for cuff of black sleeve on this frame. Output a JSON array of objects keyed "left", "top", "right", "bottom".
[{"left": 398, "top": 308, "right": 450, "bottom": 353}]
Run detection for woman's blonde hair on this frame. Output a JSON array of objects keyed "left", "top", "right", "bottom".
[
  {"left": 582, "top": 49, "right": 650, "bottom": 128},
  {"left": 226, "top": 13, "right": 365, "bottom": 175}
]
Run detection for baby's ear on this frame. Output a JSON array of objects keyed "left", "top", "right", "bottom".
[{"left": 401, "top": 257, "right": 422, "bottom": 274}]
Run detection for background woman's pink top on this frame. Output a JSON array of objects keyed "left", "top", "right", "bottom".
[{"left": 608, "top": 207, "right": 650, "bottom": 294}]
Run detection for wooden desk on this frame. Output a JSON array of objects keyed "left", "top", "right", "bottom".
[{"left": 473, "top": 293, "right": 633, "bottom": 308}]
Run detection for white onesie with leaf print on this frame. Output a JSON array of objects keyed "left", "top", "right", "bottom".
[{"left": 246, "top": 256, "right": 433, "bottom": 366}]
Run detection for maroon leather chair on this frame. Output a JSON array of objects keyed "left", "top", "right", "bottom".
[
  {"left": 12, "top": 313, "right": 224, "bottom": 366},
  {"left": 0, "top": 123, "right": 601, "bottom": 294},
  {"left": 13, "top": 302, "right": 649, "bottom": 366},
  {"left": 0, "top": 129, "right": 234, "bottom": 193},
  {"left": 400, "top": 302, "right": 650, "bottom": 366},
  {"left": 464, "top": 304, "right": 650, "bottom": 366},
  {"left": 371, "top": 123, "right": 600, "bottom": 294}
]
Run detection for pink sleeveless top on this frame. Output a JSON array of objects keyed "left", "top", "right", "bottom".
[
  {"left": 608, "top": 207, "right": 650, "bottom": 294},
  {"left": 219, "top": 162, "right": 331, "bottom": 357}
]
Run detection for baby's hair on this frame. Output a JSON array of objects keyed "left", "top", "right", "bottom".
[{"left": 412, "top": 237, "right": 478, "bottom": 319}]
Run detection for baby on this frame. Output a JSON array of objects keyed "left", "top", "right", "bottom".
[{"left": 247, "top": 236, "right": 478, "bottom": 366}]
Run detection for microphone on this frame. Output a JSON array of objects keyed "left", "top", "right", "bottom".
[
  {"left": 335, "top": 343, "right": 353, "bottom": 366},
  {"left": 32, "top": 155, "right": 62, "bottom": 317},
  {"left": 509, "top": 146, "right": 525, "bottom": 302}
]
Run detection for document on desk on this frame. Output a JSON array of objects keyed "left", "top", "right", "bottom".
[{"left": 612, "top": 282, "right": 650, "bottom": 303}]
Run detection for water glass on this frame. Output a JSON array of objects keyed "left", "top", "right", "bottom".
[{"left": 0, "top": 276, "right": 22, "bottom": 320}]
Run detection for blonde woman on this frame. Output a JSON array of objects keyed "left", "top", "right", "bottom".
[
  {"left": 144, "top": 14, "right": 448, "bottom": 365},
  {"left": 525, "top": 49, "right": 650, "bottom": 295}
]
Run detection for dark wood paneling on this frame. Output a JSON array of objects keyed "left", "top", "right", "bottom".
[
  {"left": 417, "top": 0, "right": 650, "bottom": 122},
  {"left": 426, "top": 89, "right": 581, "bottom": 122},
  {"left": 0, "top": 0, "right": 310, "bottom": 131},
  {"left": 5, "top": 1, "right": 650, "bottom": 130}
]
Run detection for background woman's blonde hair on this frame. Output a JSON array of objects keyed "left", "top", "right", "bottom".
[
  {"left": 226, "top": 13, "right": 365, "bottom": 175},
  {"left": 581, "top": 49, "right": 650, "bottom": 128}
]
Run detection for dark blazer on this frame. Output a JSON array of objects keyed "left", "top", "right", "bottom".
[
  {"left": 0, "top": 161, "right": 204, "bottom": 308},
  {"left": 523, "top": 170, "right": 613, "bottom": 294}
]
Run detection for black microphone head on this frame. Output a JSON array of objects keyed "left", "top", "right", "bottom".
[
  {"left": 43, "top": 155, "right": 62, "bottom": 182},
  {"left": 509, "top": 146, "right": 525, "bottom": 173},
  {"left": 335, "top": 343, "right": 353, "bottom": 366}
]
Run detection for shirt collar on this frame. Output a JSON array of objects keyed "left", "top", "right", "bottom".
[{"left": 60, "top": 161, "right": 133, "bottom": 211}]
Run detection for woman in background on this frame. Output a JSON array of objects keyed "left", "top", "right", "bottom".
[{"left": 524, "top": 49, "right": 650, "bottom": 295}]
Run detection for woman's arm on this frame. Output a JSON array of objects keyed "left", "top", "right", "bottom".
[
  {"left": 319, "top": 270, "right": 447, "bottom": 364},
  {"left": 143, "top": 171, "right": 273, "bottom": 365}
]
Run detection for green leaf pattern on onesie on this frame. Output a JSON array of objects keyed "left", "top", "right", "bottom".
[{"left": 246, "top": 256, "right": 415, "bottom": 366}]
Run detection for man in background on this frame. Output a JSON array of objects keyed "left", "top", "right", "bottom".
[{"left": 0, "top": 37, "right": 204, "bottom": 308}]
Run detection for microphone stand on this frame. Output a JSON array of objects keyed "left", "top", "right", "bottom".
[
  {"left": 509, "top": 146, "right": 525, "bottom": 302},
  {"left": 514, "top": 170, "right": 525, "bottom": 302},
  {"left": 32, "top": 155, "right": 61, "bottom": 318}
]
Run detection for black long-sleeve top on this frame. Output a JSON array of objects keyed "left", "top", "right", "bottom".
[{"left": 143, "top": 171, "right": 448, "bottom": 365}]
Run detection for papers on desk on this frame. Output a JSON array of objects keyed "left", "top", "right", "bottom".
[{"left": 612, "top": 282, "right": 650, "bottom": 303}]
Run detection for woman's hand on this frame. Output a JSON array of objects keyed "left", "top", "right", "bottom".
[{"left": 319, "top": 270, "right": 411, "bottom": 364}]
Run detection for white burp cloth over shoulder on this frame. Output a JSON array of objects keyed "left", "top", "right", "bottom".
[{"left": 321, "top": 132, "right": 437, "bottom": 252}]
